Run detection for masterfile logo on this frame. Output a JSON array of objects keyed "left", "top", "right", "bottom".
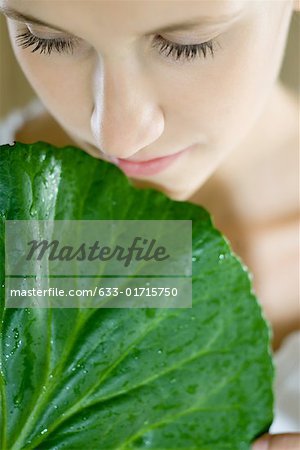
[
  {"left": 25, "top": 236, "right": 170, "bottom": 267},
  {"left": 5, "top": 220, "right": 192, "bottom": 308}
]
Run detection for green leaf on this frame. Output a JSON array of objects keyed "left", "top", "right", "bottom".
[{"left": 0, "top": 142, "right": 273, "bottom": 450}]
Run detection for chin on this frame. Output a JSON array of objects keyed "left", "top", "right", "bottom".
[
  {"left": 129, "top": 177, "right": 201, "bottom": 202},
  {"left": 165, "top": 189, "right": 194, "bottom": 202},
  {"left": 165, "top": 179, "right": 205, "bottom": 201}
]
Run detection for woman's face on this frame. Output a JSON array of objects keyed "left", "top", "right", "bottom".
[{"left": 1, "top": 0, "right": 294, "bottom": 200}]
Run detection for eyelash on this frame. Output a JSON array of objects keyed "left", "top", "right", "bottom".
[
  {"left": 152, "top": 35, "right": 215, "bottom": 61},
  {"left": 15, "top": 29, "right": 76, "bottom": 55},
  {"left": 15, "top": 28, "right": 215, "bottom": 61}
]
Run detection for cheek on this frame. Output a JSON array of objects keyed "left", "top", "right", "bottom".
[
  {"left": 208, "top": 6, "right": 292, "bottom": 151},
  {"left": 8, "top": 23, "right": 93, "bottom": 139},
  {"left": 25, "top": 59, "right": 92, "bottom": 137},
  {"left": 159, "top": 4, "right": 291, "bottom": 155}
]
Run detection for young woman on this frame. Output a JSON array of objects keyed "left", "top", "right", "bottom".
[{"left": 0, "top": 1, "right": 299, "bottom": 448}]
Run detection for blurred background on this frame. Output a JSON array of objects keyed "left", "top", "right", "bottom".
[{"left": 0, "top": 11, "right": 299, "bottom": 120}]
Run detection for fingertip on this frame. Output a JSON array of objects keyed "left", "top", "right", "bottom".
[{"left": 252, "top": 434, "right": 270, "bottom": 450}]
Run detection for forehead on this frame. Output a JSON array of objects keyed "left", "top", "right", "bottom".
[{"left": 2, "top": 0, "right": 245, "bottom": 36}]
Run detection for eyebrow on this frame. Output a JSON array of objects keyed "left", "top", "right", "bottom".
[{"left": 0, "top": 5, "right": 243, "bottom": 35}]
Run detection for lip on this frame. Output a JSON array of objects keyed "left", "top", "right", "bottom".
[{"left": 115, "top": 145, "right": 194, "bottom": 176}]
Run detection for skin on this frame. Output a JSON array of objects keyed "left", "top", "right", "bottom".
[
  {"left": 0, "top": 0, "right": 295, "bottom": 200},
  {"left": 1, "top": 1, "right": 299, "bottom": 447},
  {"left": 252, "top": 433, "right": 300, "bottom": 449}
]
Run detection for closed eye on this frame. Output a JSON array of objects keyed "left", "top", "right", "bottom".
[
  {"left": 14, "top": 27, "right": 217, "bottom": 61},
  {"left": 152, "top": 35, "right": 216, "bottom": 62},
  {"left": 15, "top": 28, "right": 78, "bottom": 55}
]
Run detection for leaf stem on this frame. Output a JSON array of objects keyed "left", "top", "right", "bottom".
[{"left": 0, "top": 369, "right": 7, "bottom": 450}]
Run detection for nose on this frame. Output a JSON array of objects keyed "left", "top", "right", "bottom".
[{"left": 91, "top": 59, "right": 165, "bottom": 160}]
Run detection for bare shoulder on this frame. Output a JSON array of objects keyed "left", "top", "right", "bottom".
[{"left": 15, "top": 110, "right": 75, "bottom": 147}]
